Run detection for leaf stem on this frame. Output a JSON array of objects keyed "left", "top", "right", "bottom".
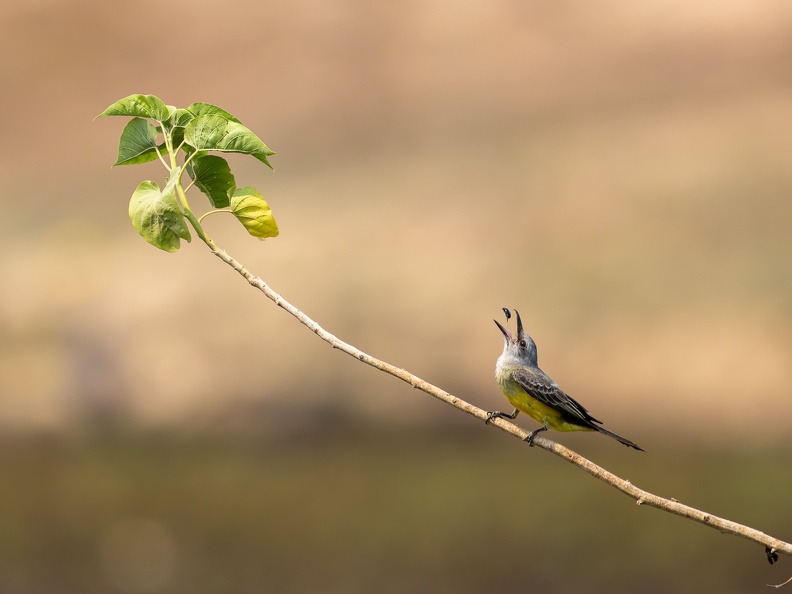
[
  {"left": 182, "top": 149, "right": 201, "bottom": 172},
  {"left": 154, "top": 144, "right": 171, "bottom": 171},
  {"left": 182, "top": 205, "right": 210, "bottom": 244},
  {"left": 173, "top": 174, "right": 194, "bottom": 218},
  {"left": 158, "top": 120, "right": 180, "bottom": 171},
  {"left": 198, "top": 209, "right": 230, "bottom": 224}
]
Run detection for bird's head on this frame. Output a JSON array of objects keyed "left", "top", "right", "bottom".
[{"left": 494, "top": 308, "right": 538, "bottom": 366}]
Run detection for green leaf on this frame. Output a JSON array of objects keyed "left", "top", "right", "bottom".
[
  {"left": 165, "top": 108, "right": 195, "bottom": 131},
  {"left": 184, "top": 114, "right": 228, "bottom": 151},
  {"left": 184, "top": 115, "right": 275, "bottom": 169},
  {"left": 218, "top": 122, "right": 275, "bottom": 168},
  {"left": 230, "top": 187, "right": 279, "bottom": 239},
  {"left": 113, "top": 118, "right": 161, "bottom": 166},
  {"left": 186, "top": 102, "right": 241, "bottom": 123},
  {"left": 167, "top": 110, "right": 194, "bottom": 153},
  {"left": 97, "top": 94, "right": 170, "bottom": 121},
  {"left": 151, "top": 109, "right": 193, "bottom": 155},
  {"left": 171, "top": 129, "right": 186, "bottom": 153},
  {"left": 187, "top": 155, "right": 235, "bottom": 208},
  {"left": 128, "top": 169, "right": 191, "bottom": 252}
]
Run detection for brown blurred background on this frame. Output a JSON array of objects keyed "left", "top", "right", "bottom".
[{"left": 2, "top": 1, "right": 792, "bottom": 592}]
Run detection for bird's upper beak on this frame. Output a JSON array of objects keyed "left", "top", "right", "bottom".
[{"left": 515, "top": 309, "right": 523, "bottom": 337}]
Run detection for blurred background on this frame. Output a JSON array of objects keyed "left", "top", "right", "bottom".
[{"left": 2, "top": 0, "right": 792, "bottom": 592}]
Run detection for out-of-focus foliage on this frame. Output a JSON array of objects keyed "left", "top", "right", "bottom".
[{"left": 1, "top": 433, "right": 790, "bottom": 594}]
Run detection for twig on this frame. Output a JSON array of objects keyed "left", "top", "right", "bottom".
[{"left": 207, "top": 239, "right": 792, "bottom": 562}]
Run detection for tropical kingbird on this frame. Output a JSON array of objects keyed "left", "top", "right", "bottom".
[{"left": 486, "top": 308, "right": 643, "bottom": 450}]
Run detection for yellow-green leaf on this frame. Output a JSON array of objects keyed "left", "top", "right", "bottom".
[
  {"left": 128, "top": 170, "right": 191, "bottom": 252},
  {"left": 229, "top": 187, "right": 279, "bottom": 239}
]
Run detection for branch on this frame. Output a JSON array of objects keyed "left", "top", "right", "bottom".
[{"left": 206, "top": 239, "right": 792, "bottom": 564}]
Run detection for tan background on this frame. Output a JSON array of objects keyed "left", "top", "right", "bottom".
[
  {"left": 1, "top": 1, "right": 791, "bottom": 592},
  {"left": 3, "top": 0, "right": 792, "bottom": 441}
]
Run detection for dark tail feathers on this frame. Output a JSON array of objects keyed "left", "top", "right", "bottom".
[{"left": 594, "top": 426, "right": 644, "bottom": 451}]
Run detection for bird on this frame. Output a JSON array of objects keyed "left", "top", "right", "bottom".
[{"left": 486, "top": 308, "right": 643, "bottom": 451}]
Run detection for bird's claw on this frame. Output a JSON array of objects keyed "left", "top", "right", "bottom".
[
  {"left": 485, "top": 411, "right": 501, "bottom": 425},
  {"left": 522, "top": 426, "right": 548, "bottom": 446}
]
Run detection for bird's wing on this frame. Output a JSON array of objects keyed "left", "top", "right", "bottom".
[{"left": 511, "top": 367, "right": 602, "bottom": 425}]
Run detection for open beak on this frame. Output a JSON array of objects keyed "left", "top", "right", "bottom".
[{"left": 495, "top": 308, "right": 523, "bottom": 342}]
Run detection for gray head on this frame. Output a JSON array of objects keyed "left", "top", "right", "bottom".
[{"left": 494, "top": 309, "right": 538, "bottom": 366}]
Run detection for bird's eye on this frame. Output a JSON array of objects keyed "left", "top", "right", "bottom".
[{"left": 519, "top": 340, "right": 527, "bottom": 348}]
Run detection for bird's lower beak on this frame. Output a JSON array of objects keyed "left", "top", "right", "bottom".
[{"left": 494, "top": 319, "right": 511, "bottom": 340}]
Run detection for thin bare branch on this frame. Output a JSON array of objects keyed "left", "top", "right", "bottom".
[{"left": 207, "top": 239, "right": 792, "bottom": 562}]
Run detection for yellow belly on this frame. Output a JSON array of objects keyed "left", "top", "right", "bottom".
[{"left": 499, "top": 379, "right": 593, "bottom": 433}]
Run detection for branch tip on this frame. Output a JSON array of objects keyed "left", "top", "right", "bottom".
[{"left": 767, "top": 575, "right": 792, "bottom": 589}]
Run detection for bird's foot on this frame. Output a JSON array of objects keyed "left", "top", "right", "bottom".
[
  {"left": 522, "top": 426, "right": 548, "bottom": 446},
  {"left": 485, "top": 409, "right": 518, "bottom": 425}
]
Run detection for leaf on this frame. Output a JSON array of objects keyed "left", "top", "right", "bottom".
[
  {"left": 163, "top": 109, "right": 194, "bottom": 153},
  {"left": 187, "top": 155, "right": 236, "bottom": 208},
  {"left": 218, "top": 122, "right": 275, "bottom": 168},
  {"left": 186, "top": 102, "right": 242, "bottom": 124},
  {"left": 171, "top": 128, "right": 186, "bottom": 153},
  {"left": 165, "top": 108, "right": 195, "bottom": 131},
  {"left": 128, "top": 169, "right": 191, "bottom": 252},
  {"left": 113, "top": 118, "right": 161, "bottom": 166},
  {"left": 230, "top": 187, "right": 279, "bottom": 239},
  {"left": 184, "top": 115, "right": 275, "bottom": 169},
  {"left": 184, "top": 114, "right": 228, "bottom": 151},
  {"left": 97, "top": 94, "right": 170, "bottom": 121}
]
